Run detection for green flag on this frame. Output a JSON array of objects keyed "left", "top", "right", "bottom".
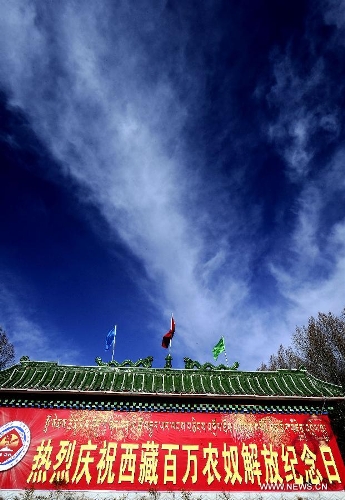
[{"left": 213, "top": 337, "right": 225, "bottom": 361}]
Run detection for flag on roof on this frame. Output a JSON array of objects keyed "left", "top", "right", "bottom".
[
  {"left": 162, "top": 315, "right": 175, "bottom": 348},
  {"left": 105, "top": 327, "right": 116, "bottom": 351},
  {"left": 212, "top": 336, "right": 225, "bottom": 361}
]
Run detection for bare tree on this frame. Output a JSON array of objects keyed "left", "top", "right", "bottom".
[
  {"left": 0, "top": 326, "right": 15, "bottom": 370},
  {"left": 258, "top": 344, "right": 302, "bottom": 371},
  {"left": 292, "top": 310, "right": 345, "bottom": 387},
  {"left": 258, "top": 308, "right": 345, "bottom": 460},
  {"left": 258, "top": 309, "right": 345, "bottom": 387}
]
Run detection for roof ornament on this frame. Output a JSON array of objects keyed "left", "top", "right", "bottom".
[
  {"left": 164, "top": 354, "right": 173, "bottom": 369},
  {"left": 183, "top": 357, "right": 239, "bottom": 371},
  {"left": 95, "top": 356, "right": 153, "bottom": 368}
]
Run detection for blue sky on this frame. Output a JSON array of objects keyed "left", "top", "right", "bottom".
[{"left": 0, "top": 0, "right": 344, "bottom": 370}]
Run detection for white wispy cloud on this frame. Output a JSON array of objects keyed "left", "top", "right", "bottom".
[
  {"left": 0, "top": 275, "right": 80, "bottom": 364},
  {"left": 0, "top": 1, "right": 255, "bottom": 364},
  {"left": 323, "top": 0, "right": 345, "bottom": 33},
  {"left": 269, "top": 218, "right": 345, "bottom": 335},
  {"left": 264, "top": 0, "right": 345, "bottom": 349},
  {"left": 267, "top": 54, "right": 340, "bottom": 181}
]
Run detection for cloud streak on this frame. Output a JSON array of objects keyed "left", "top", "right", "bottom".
[
  {"left": 0, "top": 1, "right": 252, "bottom": 361},
  {"left": 263, "top": 1, "right": 345, "bottom": 342},
  {"left": 0, "top": 275, "right": 80, "bottom": 363},
  {"left": 267, "top": 54, "right": 340, "bottom": 181}
]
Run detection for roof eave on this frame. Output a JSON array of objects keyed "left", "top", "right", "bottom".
[{"left": 0, "top": 387, "right": 344, "bottom": 402}]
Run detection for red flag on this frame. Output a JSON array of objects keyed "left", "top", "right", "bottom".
[{"left": 162, "top": 315, "right": 175, "bottom": 348}]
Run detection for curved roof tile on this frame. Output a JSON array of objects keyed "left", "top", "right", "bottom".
[{"left": 0, "top": 360, "right": 344, "bottom": 401}]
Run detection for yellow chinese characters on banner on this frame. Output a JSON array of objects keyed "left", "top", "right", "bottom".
[
  {"left": 0, "top": 408, "right": 344, "bottom": 492},
  {"left": 26, "top": 438, "right": 341, "bottom": 488}
]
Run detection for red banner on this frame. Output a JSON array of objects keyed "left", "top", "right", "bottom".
[{"left": 0, "top": 407, "right": 344, "bottom": 492}]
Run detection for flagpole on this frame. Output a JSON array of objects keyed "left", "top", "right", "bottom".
[
  {"left": 111, "top": 325, "right": 116, "bottom": 362},
  {"left": 222, "top": 336, "right": 229, "bottom": 366}
]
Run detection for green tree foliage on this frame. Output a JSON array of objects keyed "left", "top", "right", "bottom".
[
  {"left": 0, "top": 326, "right": 15, "bottom": 370},
  {"left": 258, "top": 308, "right": 345, "bottom": 460}
]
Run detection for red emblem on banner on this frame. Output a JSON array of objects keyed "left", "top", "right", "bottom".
[{"left": 0, "top": 421, "right": 31, "bottom": 471}]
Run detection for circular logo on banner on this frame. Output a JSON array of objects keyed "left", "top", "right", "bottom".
[{"left": 0, "top": 421, "right": 31, "bottom": 471}]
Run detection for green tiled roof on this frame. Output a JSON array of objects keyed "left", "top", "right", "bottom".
[{"left": 0, "top": 358, "right": 343, "bottom": 401}]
